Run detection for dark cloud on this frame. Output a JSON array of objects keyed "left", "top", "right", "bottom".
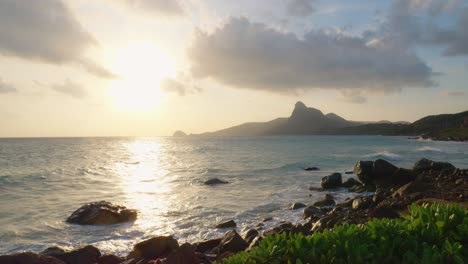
[
  {"left": 119, "top": 0, "right": 184, "bottom": 15},
  {"left": 189, "top": 17, "right": 435, "bottom": 95},
  {"left": 379, "top": 0, "right": 468, "bottom": 56},
  {"left": 0, "top": 0, "right": 114, "bottom": 78},
  {"left": 286, "top": 0, "right": 316, "bottom": 17},
  {"left": 52, "top": 79, "right": 88, "bottom": 99},
  {"left": 0, "top": 78, "right": 17, "bottom": 94}
]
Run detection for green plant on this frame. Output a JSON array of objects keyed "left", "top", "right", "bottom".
[{"left": 220, "top": 204, "right": 467, "bottom": 264}]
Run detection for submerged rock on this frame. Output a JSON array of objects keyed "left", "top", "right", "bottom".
[
  {"left": 127, "top": 236, "right": 179, "bottom": 260},
  {"left": 304, "top": 167, "right": 320, "bottom": 171},
  {"left": 216, "top": 220, "right": 236, "bottom": 228},
  {"left": 204, "top": 178, "right": 229, "bottom": 185},
  {"left": 321, "top": 173, "right": 342, "bottom": 189},
  {"left": 66, "top": 201, "right": 137, "bottom": 225}
]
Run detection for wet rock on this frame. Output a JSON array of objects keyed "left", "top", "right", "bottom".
[
  {"left": 304, "top": 167, "right": 320, "bottom": 171},
  {"left": 262, "top": 217, "right": 273, "bottom": 222},
  {"left": 97, "top": 254, "right": 124, "bottom": 264},
  {"left": 0, "top": 252, "right": 65, "bottom": 264},
  {"left": 66, "top": 201, "right": 137, "bottom": 225},
  {"left": 413, "top": 158, "right": 455, "bottom": 172},
  {"left": 344, "top": 171, "right": 354, "bottom": 175},
  {"left": 303, "top": 205, "right": 323, "bottom": 219},
  {"left": 290, "top": 202, "right": 306, "bottom": 210},
  {"left": 342, "top": 177, "right": 360, "bottom": 188},
  {"left": 160, "top": 243, "right": 198, "bottom": 264},
  {"left": 216, "top": 220, "right": 236, "bottom": 228},
  {"left": 372, "top": 159, "right": 398, "bottom": 186},
  {"left": 128, "top": 236, "right": 179, "bottom": 260},
  {"left": 194, "top": 238, "right": 221, "bottom": 254},
  {"left": 321, "top": 173, "right": 342, "bottom": 189},
  {"left": 204, "top": 178, "right": 229, "bottom": 185},
  {"left": 41, "top": 245, "right": 101, "bottom": 264},
  {"left": 217, "top": 230, "right": 248, "bottom": 254},
  {"left": 241, "top": 229, "right": 259, "bottom": 245},
  {"left": 354, "top": 161, "right": 374, "bottom": 184},
  {"left": 313, "top": 194, "right": 336, "bottom": 207}
]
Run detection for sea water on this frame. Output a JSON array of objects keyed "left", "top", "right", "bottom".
[{"left": 1, "top": 136, "right": 467, "bottom": 255}]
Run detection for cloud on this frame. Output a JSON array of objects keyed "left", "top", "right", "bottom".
[
  {"left": 444, "top": 91, "right": 465, "bottom": 96},
  {"left": 342, "top": 91, "right": 367, "bottom": 104},
  {"left": 0, "top": 0, "right": 114, "bottom": 78},
  {"left": 160, "top": 76, "right": 201, "bottom": 96},
  {"left": 0, "top": 78, "right": 17, "bottom": 94},
  {"left": 189, "top": 17, "right": 435, "bottom": 95},
  {"left": 52, "top": 79, "right": 88, "bottom": 99},
  {"left": 118, "top": 0, "right": 184, "bottom": 16},
  {"left": 286, "top": 0, "right": 316, "bottom": 17},
  {"left": 378, "top": 0, "right": 468, "bottom": 56}
]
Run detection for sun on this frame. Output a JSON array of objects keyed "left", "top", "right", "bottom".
[{"left": 109, "top": 43, "right": 177, "bottom": 112}]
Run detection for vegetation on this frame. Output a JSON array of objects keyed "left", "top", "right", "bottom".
[{"left": 221, "top": 204, "right": 468, "bottom": 264}]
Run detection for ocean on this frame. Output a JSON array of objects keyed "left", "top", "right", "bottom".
[{"left": 1, "top": 136, "right": 467, "bottom": 255}]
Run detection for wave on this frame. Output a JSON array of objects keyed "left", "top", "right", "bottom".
[
  {"left": 415, "top": 146, "right": 443, "bottom": 152},
  {"left": 364, "top": 151, "right": 402, "bottom": 161}
]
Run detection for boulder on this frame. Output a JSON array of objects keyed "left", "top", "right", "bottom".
[
  {"left": 97, "top": 254, "right": 124, "bottom": 264},
  {"left": 370, "top": 205, "right": 400, "bottom": 219},
  {"left": 160, "top": 243, "right": 198, "bottom": 264},
  {"left": 352, "top": 197, "right": 372, "bottom": 210},
  {"left": 392, "top": 181, "right": 427, "bottom": 199},
  {"left": 313, "top": 194, "right": 336, "bottom": 207},
  {"left": 215, "top": 220, "right": 236, "bottom": 228},
  {"left": 302, "top": 205, "right": 323, "bottom": 219},
  {"left": 413, "top": 158, "right": 455, "bottom": 172},
  {"left": 0, "top": 252, "right": 65, "bottom": 264},
  {"left": 217, "top": 230, "right": 248, "bottom": 254},
  {"left": 194, "top": 238, "right": 221, "bottom": 254},
  {"left": 390, "top": 168, "right": 416, "bottom": 186},
  {"left": 241, "top": 229, "right": 259, "bottom": 245},
  {"left": 204, "top": 178, "right": 229, "bottom": 185},
  {"left": 321, "top": 173, "right": 342, "bottom": 189},
  {"left": 262, "top": 217, "right": 273, "bottom": 222},
  {"left": 247, "top": 236, "right": 263, "bottom": 251},
  {"left": 372, "top": 159, "right": 398, "bottom": 186},
  {"left": 290, "top": 202, "right": 306, "bottom": 210},
  {"left": 354, "top": 161, "right": 374, "bottom": 184},
  {"left": 304, "top": 167, "right": 320, "bottom": 171},
  {"left": 41, "top": 245, "right": 101, "bottom": 264},
  {"left": 342, "top": 178, "right": 360, "bottom": 188},
  {"left": 66, "top": 201, "right": 137, "bottom": 225},
  {"left": 128, "top": 236, "right": 179, "bottom": 260}
]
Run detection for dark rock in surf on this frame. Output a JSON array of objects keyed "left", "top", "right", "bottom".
[
  {"left": 217, "top": 230, "right": 248, "bottom": 254},
  {"left": 204, "top": 178, "right": 229, "bottom": 185},
  {"left": 127, "top": 236, "right": 179, "bottom": 260},
  {"left": 66, "top": 201, "right": 137, "bottom": 225},
  {"left": 290, "top": 202, "right": 307, "bottom": 210},
  {"left": 303, "top": 205, "right": 323, "bottom": 219},
  {"left": 304, "top": 167, "right": 320, "bottom": 171},
  {"left": 97, "top": 254, "right": 124, "bottom": 264},
  {"left": 0, "top": 252, "right": 65, "bottom": 264},
  {"left": 342, "top": 177, "right": 360, "bottom": 188},
  {"left": 313, "top": 194, "right": 336, "bottom": 207},
  {"left": 354, "top": 161, "right": 374, "bottom": 184},
  {"left": 41, "top": 245, "right": 101, "bottom": 264},
  {"left": 321, "top": 173, "right": 342, "bottom": 189},
  {"left": 160, "top": 243, "right": 198, "bottom": 264},
  {"left": 216, "top": 220, "right": 237, "bottom": 228},
  {"left": 241, "top": 229, "right": 259, "bottom": 245},
  {"left": 194, "top": 238, "right": 221, "bottom": 254},
  {"left": 413, "top": 158, "right": 455, "bottom": 172}
]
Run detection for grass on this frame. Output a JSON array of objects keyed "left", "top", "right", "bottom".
[{"left": 220, "top": 204, "right": 468, "bottom": 264}]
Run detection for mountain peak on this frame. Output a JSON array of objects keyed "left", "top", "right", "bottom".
[{"left": 294, "top": 101, "right": 307, "bottom": 110}]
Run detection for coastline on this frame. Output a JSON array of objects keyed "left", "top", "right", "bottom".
[{"left": 1, "top": 158, "right": 467, "bottom": 264}]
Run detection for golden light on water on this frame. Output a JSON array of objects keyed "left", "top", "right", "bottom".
[{"left": 109, "top": 43, "right": 177, "bottom": 113}]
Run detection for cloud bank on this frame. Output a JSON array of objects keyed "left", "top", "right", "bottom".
[
  {"left": 0, "top": 0, "right": 114, "bottom": 78},
  {"left": 189, "top": 17, "right": 435, "bottom": 95},
  {"left": 286, "top": 0, "right": 316, "bottom": 17},
  {"left": 52, "top": 79, "right": 88, "bottom": 99}
]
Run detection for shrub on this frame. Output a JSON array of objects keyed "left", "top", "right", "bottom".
[{"left": 221, "top": 204, "right": 467, "bottom": 264}]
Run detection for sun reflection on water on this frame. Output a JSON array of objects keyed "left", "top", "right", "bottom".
[{"left": 113, "top": 139, "right": 172, "bottom": 230}]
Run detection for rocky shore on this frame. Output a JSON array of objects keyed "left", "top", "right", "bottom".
[{"left": 1, "top": 158, "right": 467, "bottom": 264}]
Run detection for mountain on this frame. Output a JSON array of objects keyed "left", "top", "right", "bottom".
[{"left": 198, "top": 101, "right": 358, "bottom": 136}]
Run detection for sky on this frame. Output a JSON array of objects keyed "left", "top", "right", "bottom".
[{"left": 0, "top": 0, "right": 467, "bottom": 137}]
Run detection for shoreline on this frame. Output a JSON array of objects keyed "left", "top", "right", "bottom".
[{"left": 1, "top": 158, "right": 467, "bottom": 263}]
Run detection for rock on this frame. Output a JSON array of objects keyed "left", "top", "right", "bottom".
[
  {"left": 194, "top": 238, "right": 221, "bottom": 254},
  {"left": 354, "top": 161, "right": 374, "bottom": 184},
  {"left": 290, "top": 202, "right": 306, "bottom": 210},
  {"left": 304, "top": 167, "right": 320, "bottom": 171},
  {"left": 392, "top": 181, "right": 428, "bottom": 199},
  {"left": 41, "top": 245, "right": 101, "bottom": 264},
  {"left": 97, "top": 254, "right": 124, "bottom": 264},
  {"left": 352, "top": 197, "right": 372, "bottom": 210},
  {"left": 321, "top": 173, "right": 342, "bottom": 189},
  {"left": 172, "top": 131, "right": 187, "bottom": 137},
  {"left": 372, "top": 189, "right": 388, "bottom": 204},
  {"left": 342, "top": 178, "right": 360, "bottom": 188},
  {"left": 313, "top": 194, "right": 336, "bottom": 207},
  {"left": 372, "top": 159, "right": 398, "bottom": 187},
  {"left": 128, "top": 236, "right": 179, "bottom": 260},
  {"left": 371, "top": 205, "right": 400, "bottom": 219},
  {"left": 247, "top": 236, "right": 263, "bottom": 251},
  {"left": 216, "top": 220, "right": 236, "bottom": 228},
  {"left": 217, "top": 230, "right": 248, "bottom": 254},
  {"left": 262, "top": 217, "right": 273, "bottom": 222},
  {"left": 303, "top": 205, "right": 323, "bottom": 219},
  {"left": 0, "top": 252, "right": 65, "bottom": 264},
  {"left": 204, "top": 178, "right": 229, "bottom": 185},
  {"left": 413, "top": 158, "right": 455, "bottom": 172},
  {"left": 66, "top": 201, "right": 137, "bottom": 225},
  {"left": 390, "top": 168, "right": 416, "bottom": 186},
  {"left": 241, "top": 229, "right": 259, "bottom": 245},
  {"left": 344, "top": 171, "right": 354, "bottom": 174},
  {"left": 160, "top": 243, "right": 198, "bottom": 264}
]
